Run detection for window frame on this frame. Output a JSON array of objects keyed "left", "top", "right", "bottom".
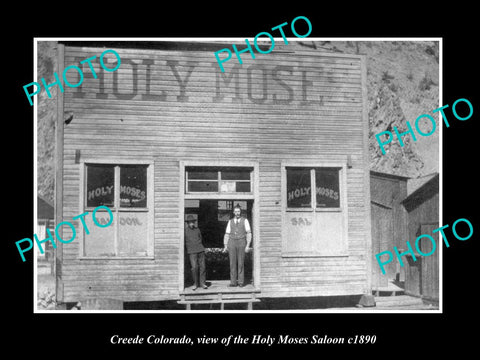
[
  {"left": 185, "top": 166, "right": 253, "bottom": 195},
  {"left": 78, "top": 158, "right": 154, "bottom": 259},
  {"left": 281, "top": 161, "right": 348, "bottom": 257}
]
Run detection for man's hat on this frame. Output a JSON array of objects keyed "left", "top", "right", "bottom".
[{"left": 185, "top": 215, "right": 196, "bottom": 222}]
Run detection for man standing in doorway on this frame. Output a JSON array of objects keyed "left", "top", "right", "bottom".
[
  {"left": 223, "top": 204, "right": 252, "bottom": 287},
  {"left": 185, "top": 215, "right": 208, "bottom": 290}
]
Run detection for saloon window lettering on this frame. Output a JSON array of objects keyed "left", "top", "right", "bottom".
[
  {"left": 286, "top": 167, "right": 340, "bottom": 209},
  {"left": 282, "top": 164, "right": 347, "bottom": 256},
  {"left": 81, "top": 162, "right": 152, "bottom": 258}
]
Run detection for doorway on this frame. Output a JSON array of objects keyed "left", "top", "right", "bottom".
[
  {"left": 184, "top": 199, "right": 254, "bottom": 288},
  {"left": 371, "top": 203, "right": 395, "bottom": 287}
]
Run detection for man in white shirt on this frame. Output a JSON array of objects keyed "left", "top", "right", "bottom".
[{"left": 223, "top": 205, "right": 252, "bottom": 287}]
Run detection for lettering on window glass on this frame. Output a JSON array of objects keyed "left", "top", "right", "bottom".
[
  {"left": 286, "top": 167, "right": 340, "bottom": 208},
  {"left": 286, "top": 168, "right": 311, "bottom": 208},
  {"left": 120, "top": 165, "right": 147, "bottom": 208},
  {"left": 86, "top": 165, "right": 114, "bottom": 207},
  {"left": 315, "top": 168, "right": 340, "bottom": 208},
  {"left": 84, "top": 163, "right": 150, "bottom": 257},
  {"left": 290, "top": 217, "right": 312, "bottom": 226}
]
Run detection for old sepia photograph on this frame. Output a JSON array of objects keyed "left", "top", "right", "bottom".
[{"left": 34, "top": 38, "right": 441, "bottom": 311}]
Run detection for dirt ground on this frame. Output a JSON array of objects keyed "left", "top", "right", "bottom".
[{"left": 37, "top": 261, "right": 56, "bottom": 310}]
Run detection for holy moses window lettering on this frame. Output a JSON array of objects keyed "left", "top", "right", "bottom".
[
  {"left": 283, "top": 165, "right": 347, "bottom": 256},
  {"left": 120, "top": 165, "right": 147, "bottom": 208},
  {"left": 83, "top": 163, "right": 152, "bottom": 258},
  {"left": 86, "top": 164, "right": 114, "bottom": 207},
  {"left": 286, "top": 168, "right": 311, "bottom": 208},
  {"left": 286, "top": 167, "right": 340, "bottom": 209},
  {"left": 315, "top": 168, "right": 340, "bottom": 208}
]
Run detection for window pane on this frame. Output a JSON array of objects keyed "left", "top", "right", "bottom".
[
  {"left": 220, "top": 180, "right": 236, "bottom": 193},
  {"left": 188, "top": 181, "right": 219, "bottom": 192},
  {"left": 236, "top": 181, "right": 251, "bottom": 192},
  {"left": 221, "top": 170, "right": 251, "bottom": 180},
  {"left": 219, "top": 180, "right": 251, "bottom": 193},
  {"left": 118, "top": 212, "right": 149, "bottom": 256},
  {"left": 187, "top": 170, "right": 218, "bottom": 180},
  {"left": 83, "top": 211, "right": 116, "bottom": 256},
  {"left": 287, "top": 168, "right": 312, "bottom": 208},
  {"left": 86, "top": 164, "right": 114, "bottom": 207},
  {"left": 120, "top": 165, "right": 147, "bottom": 208},
  {"left": 315, "top": 168, "right": 340, "bottom": 208}
]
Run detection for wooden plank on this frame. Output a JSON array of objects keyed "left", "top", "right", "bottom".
[
  {"left": 65, "top": 44, "right": 363, "bottom": 62},
  {"left": 178, "top": 299, "right": 261, "bottom": 304}
]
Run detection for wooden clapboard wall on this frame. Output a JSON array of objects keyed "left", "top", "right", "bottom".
[{"left": 58, "top": 41, "right": 370, "bottom": 302}]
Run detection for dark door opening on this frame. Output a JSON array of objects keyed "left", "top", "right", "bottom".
[{"left": 184, "top": 199, "right": 253, "bottom": 287}]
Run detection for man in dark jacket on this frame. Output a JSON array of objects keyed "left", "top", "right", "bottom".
[{"left": 185, "top": 215, "right": 208, "bottom": 290}]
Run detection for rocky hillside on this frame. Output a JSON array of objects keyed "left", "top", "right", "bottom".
[
  {"left": 319, "top": 40, "right": 439, "bottom": 177},
  {"left": 36, "top": 40, "right": 439, "bottom": 203}
]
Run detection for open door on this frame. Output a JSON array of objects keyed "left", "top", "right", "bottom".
[
  {"left": 184, "top": 199, "right": 254, "bottom": 288},
  {"left": 371, "top": 203, "right": 395, "bottom": 288}
]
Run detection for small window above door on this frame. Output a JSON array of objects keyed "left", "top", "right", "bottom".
[{"left": 186, "top": 166, "right": 253, "bottom": 194}]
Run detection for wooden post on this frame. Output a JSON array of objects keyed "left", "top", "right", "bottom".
[
  {"left": 361, "top": 54, "right": 373, "bottom": 295},
  {"left": 54, "top": 43, "right": 65, "bottom": 304},
  {"left": 178, "top": 161, "right": 185, "bottom": 294}
]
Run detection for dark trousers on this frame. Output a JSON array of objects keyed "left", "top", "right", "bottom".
[
  {"left": 228, "top": 239, "right": 246, "bottom": 286},
  {"left": 188, "top": 251, "right": 206, "bottom": 287}
]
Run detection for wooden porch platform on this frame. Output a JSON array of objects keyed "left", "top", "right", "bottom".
[
  {"left": 372, "top": 279, "right": 405, "bottom": 296},
  {"left": 178, "top": 280, "right": 261, "bottom": 310}
]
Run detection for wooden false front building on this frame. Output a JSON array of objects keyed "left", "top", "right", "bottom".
[{"left": 54, "top": 40, "right": 371, "bottom": 309}]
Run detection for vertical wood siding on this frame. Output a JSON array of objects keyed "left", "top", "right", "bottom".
[{"left": 60, "top": 42, "right": 369, "bottom": 301}]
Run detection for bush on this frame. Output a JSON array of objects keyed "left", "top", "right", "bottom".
[
  {"left": 411, "top": 96, "right": 421, "bottom": 104},
  {"left": 388, "top": 82, "right": 399, "bottom": 93},
  {"left": 418, "top": 73, "right": 437, "bottom": 91},
  {"left": 425, "top": 45, "right": 436, "bottom": 56},
  {"left": 382, "top": 71, "right": 395, "bottom": 83}
]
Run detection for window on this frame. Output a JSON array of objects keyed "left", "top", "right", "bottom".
[
  {"left": 315, "top": 168, "right": 340, "bottom": 208},
  {"left": 86, "top": 164, "right": 114, "bottom": 207},
  {"left": 283, "top": 164, "right": 347, "bottom": 256},
  {"left": 287, "top": 168, "right": 312, "bottom": 208},
  {"left": 286, "top": 167, "right": 341, "bottom": 209},
  {"left": 120, "top": 165, "right": 147, "bottom": 208},
  {"left": 186, "top": 167, "right": 252, "bottom": 194},
  {"left": 82, "top": 163, "right": 152, "bottom": 258}
]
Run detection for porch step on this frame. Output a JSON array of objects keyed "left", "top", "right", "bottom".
[
  {"left": 179, "top": 280, "right": 260, "bottom": 310},
  {"left": 178, "top": 298, "right": 261, "bottom": 310},
  {"left": 372, "top": 279, "right": 405, "bottom": 296},
  {"left": 374, "top": 295, "right": 425, "bottom": 308},
  {"left": 180, "top": 281, "right": 260, "bottom": 296},
  {"left": 181, "top": 293, "right": 258, "bottom": 301}
]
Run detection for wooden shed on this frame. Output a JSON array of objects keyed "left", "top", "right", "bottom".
[
  {"left": 370, "top": 171, "right": 409, "bottom": 292},
  {"left": 54, "top": 40, "right": 371, "bottom": 309},
  {"left": 401, "top": 173, "right": 439, "bottom": 302}
]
